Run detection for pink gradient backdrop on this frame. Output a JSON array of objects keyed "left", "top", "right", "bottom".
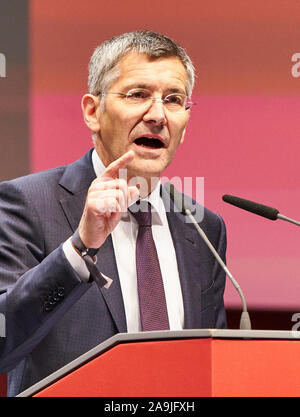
[{"left": 30, "top": 1, "right": 300, "bottom": 310}]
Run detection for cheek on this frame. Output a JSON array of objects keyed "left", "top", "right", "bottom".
[
  {"left": 171, "top": 123, "right": 187, "bottom": 146},
  {"left": 170, "top": 115, "right": 189, "bottom": 137},
  {"left": 102, "top": 113, "right": 136, "bottom": 138}
]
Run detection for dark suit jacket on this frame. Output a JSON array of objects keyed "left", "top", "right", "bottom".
[{"left": 0, "top": 149, "right": 227, "bottom": 396}]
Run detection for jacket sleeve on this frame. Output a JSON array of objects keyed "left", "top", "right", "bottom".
[{"left": 0, "top": 180, "right": 90, "bottom": 373}]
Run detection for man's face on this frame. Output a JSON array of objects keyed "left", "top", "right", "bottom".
[{"left": 93, "top": 52, "right": 190, "bottom": 180}]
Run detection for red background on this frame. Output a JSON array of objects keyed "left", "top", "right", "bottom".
[{"left": 30, "top": 0, "right": 300, "bottom": 310}]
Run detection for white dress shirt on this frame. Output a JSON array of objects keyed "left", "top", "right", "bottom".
[{"left": 64, "top": 149, "right": 184, "bottom": 332}]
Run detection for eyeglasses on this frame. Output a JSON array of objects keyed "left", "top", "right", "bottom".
[{"left": 98, "top": 88, "right": 196, "bottom": 112}]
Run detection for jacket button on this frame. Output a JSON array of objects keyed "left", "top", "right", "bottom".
[
  {"left": 43, "top": 301, "right": 53, "bottom": 312},
  {"left": 52, "top": 290, "right": 60, "bottom": 301},
  {"left": 45, "top": 294, "right": 55, "bottom": 304},
  {"left": 57, "top": 287, "right": 65, "bottom": 298}
]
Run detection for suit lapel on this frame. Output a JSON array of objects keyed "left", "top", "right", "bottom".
[
  {"left": 59, "top": 190, "right": 88, "bottom": 233},
  {"left": 58, "top": 150, "right": 127, "bottom": 333},
  {"left": 95, "top": 236, "right": 127, "bottom": 332}
]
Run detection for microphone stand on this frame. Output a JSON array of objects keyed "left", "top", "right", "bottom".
[
  {"left": 185, "top": 208, "right": 251, "bottom": 330},
  {"left": 277, "top": 213, "right": 300, "bottom": 227},
  {"left": 165, "top": 183, "right": 251, "bottom": 330}
]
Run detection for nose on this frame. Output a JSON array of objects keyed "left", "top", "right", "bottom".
[{"left": 143, "top": 98, "right": 167, "bottom": 126}]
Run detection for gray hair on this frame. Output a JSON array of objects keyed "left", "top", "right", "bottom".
[{"left": 88, "top": 30, "right": 195, "bottom": 99}]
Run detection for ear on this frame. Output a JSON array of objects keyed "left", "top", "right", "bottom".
[
  {"left": 179, "top": 128, "right": 186, "bottom": 144},
  {"left": 81, "top": 94, "right": 101, "bottom": 133}
]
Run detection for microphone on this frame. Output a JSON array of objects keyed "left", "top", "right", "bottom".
[
  {"left": 165, "top": 183, "right": 251, "bottom": 330},
  {"left": 222, "top": 195, "right": 300, "bottom": 227}
]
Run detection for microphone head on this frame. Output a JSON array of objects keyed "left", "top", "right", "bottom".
[{"left": 222, "top": 194, "right": 279, "bottom": 220}]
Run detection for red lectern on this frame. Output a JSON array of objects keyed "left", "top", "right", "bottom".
[{"left": 17, "top": 329, "right": 300, "bottom": 397}]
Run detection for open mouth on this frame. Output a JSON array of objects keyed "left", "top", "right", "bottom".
[{"left": 134, "top": 136, "right": 164, "bottom": 149}]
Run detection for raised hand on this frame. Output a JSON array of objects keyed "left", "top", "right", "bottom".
[{"left": 78, "top": 151, "right": 140, "bottom": 249}]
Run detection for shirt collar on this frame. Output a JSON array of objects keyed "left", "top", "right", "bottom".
[{"left": 92, "top": 149, "right": 164, "bottom": 225}]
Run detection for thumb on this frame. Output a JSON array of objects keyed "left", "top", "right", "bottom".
[{"left": 128, "top": 186, "right": 140, "bottom": 207}]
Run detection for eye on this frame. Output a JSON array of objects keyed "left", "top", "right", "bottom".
[
  {"left": 164, "top": 94, "right": 185, "bottom": 107},
  {"left": 126, "top": 89, "right": 150, "bottom": 100}
]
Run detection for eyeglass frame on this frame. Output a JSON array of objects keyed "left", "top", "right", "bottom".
[{"left": 97, "top": 88, "right": 196, "bottom": 112}]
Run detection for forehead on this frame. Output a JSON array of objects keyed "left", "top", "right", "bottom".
[{"left": 111, "top": 52, "right": 187, "bottom": 92}]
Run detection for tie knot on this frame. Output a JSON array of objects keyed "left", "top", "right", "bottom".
[{"left": 129, "top": 201, "right": 152, "bottom": 227}]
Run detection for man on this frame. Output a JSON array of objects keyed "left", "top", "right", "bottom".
[{"left": 0, "top": 30, "right": 227, "bottom": 396}]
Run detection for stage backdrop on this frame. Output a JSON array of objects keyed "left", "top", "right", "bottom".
[{"left": 5, "top": 0, "right": 300, "bottom": 311}]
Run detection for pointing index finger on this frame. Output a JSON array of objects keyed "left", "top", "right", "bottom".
[{"left": 101, "top": 150, "right": 134, "bottom": 180}]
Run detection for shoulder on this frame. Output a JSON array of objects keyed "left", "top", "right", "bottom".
[
  {"left": 0, "top": 149, "right": 94, "bottom": 200},
  {"left": 0, "top": 165, "right": 67, "bottom": 202}
]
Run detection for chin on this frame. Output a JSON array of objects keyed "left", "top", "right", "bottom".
[{"left": 127, "top": 161, "right": 165, "bottom": 180}]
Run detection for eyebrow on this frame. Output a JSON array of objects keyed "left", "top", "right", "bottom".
[
  {"left": 120, "top": 83, "right": 151, "bottom": 91},
  {"left": 120, "top": 83, "right": 187, "bottom": 95},
  {"left": 167, "top": 87, "right": 186, "bottom": 95}
]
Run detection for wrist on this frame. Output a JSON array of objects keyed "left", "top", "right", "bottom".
[
  {"left": 70, "top": 229, "right": 107, "bottom": 288},
  {"left": 71, "top": 229, "right": 100, "bottom": 260}
]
